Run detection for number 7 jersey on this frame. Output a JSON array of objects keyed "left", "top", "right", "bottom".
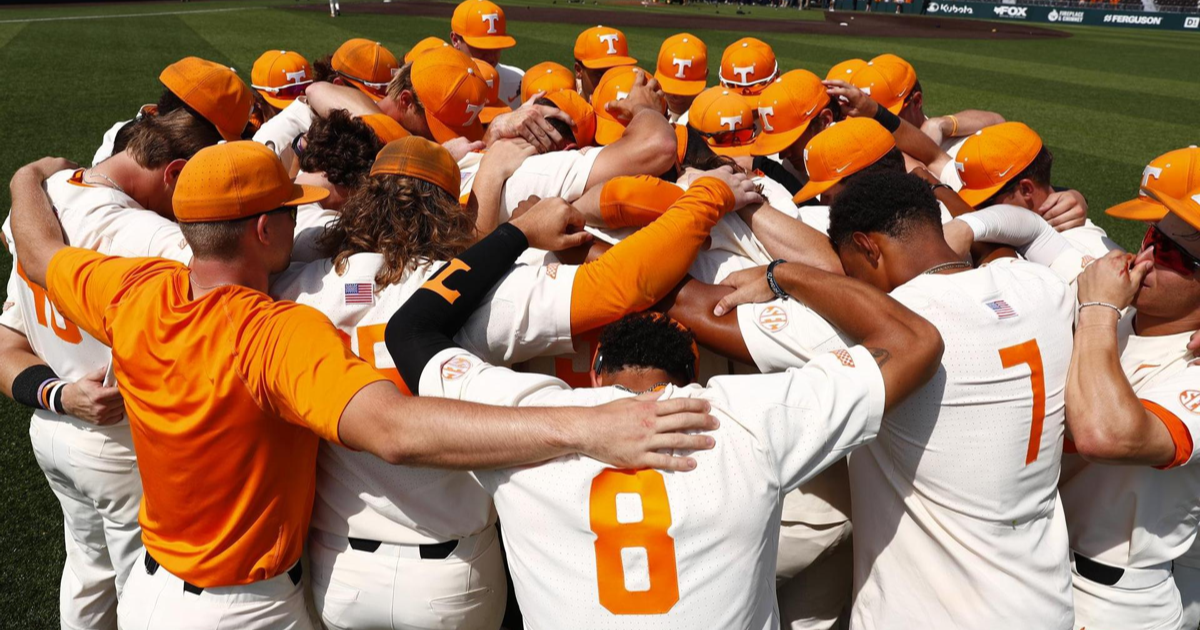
[{"left": 848, "top": 258, "right": 1076, "bottom": 630}]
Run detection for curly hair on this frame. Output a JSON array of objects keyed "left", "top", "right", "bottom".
[
  {"left": 299, "top": 109, "right": 382, "bottom": 189},
  {"left": 312, "top": 54, "right": 337, "bottom": 83},
  {"left": 318, "top": 174, "right": 476, "bottom": 287},
  {"left": 596, "top": 312, "right": 698, "bottom": 386}
]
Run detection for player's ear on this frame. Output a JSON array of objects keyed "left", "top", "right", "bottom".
[
  {"left": 255, "top": 214, "right": 273, "bottom": 246},
  {"left": 1018, "top": 178, "right": 1037, "bottom": 204},
  {"left": 163, "top": 159, "right": 188, "bottom": 188},
  {"left": 851, "top": 232, "right": 882, "bottom": 267}
]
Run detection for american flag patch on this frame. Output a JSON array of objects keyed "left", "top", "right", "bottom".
[
  {"left": 986, "top": 299, "right": 1017, "bottom": 319},
  {"left": 344, "top": 282, "right": 374, "bottom": 305}
]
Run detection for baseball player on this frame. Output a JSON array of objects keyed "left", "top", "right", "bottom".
[
  {"left": 329, "top": 0, "right": 339, "bottom": 17},
  {"left": 654, "top": 33, "right": 708, "bottom": 125},
  {"left": 384, "top": 197, "right": 944, "bottom": 629},
  {"left": 573, "top": 26, "right": 636, "bottom": 100},
  {"left": 248, "top": 50, "right": 313, "bottom": 152},
  {"left": 520, "top": 61, "right": 576, "bottom": 103},
  {"left": 316, "top": 39, "right": 399, "bottom": 102},
  {"left": 716, "top": 171, "right": 1078, "bottom": 629},
  {"left": 8, "top": 142, "right": 716, "bottom": 629},
  {"left": 91, "top": 57, "right": 253, "bottom": 166},
  {"left": 718, "top": 37, "right": 778, "bottom": 108},
  {"left": 450, "top": 0, "right": 525, "bottom": 108}
]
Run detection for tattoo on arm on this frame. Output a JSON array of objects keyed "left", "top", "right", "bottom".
[{"left": 867, "top": 348, "right": 891, "bottom": 367}]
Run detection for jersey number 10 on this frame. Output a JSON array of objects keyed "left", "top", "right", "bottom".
[{"left": 589, "top": 469, "right": 680, "bottom": 614}]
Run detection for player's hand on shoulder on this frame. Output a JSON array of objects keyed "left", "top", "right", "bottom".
[
  {"left": 581, "top": 392, "right": 717, "bottom": 472},
  {"left": 1037, "top": 189, "right": 1088, "bottom": 231},
  {"left": 712, "top": 265, "right": 775, "bottom": 317},
  {"left": 509, "top": 197, "right": 592, "bottom": 252},
  {"left": 1077, "top": 249, "right": 1152, "bottom": 312},
  {"left": 695, "top": 165, "right": 764, "bottom": 212},
  {"left": 822, "top": 79, "right": 878, "bottom": 119},
  {"left": 62, "top": 367, "right": 125, "bottom": 426}
]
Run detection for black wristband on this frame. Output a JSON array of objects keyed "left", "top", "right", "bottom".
[
  {"left": 12, "top": 364, "right": 65, "bottom": 413},
  {"left": 930, "top": 183, "right": 953, "bottom": 194},
  {"left": 872, "top": 104, "right": 902, "bottom": 133},
  {"left": 766, "top": 259, "right": 790, "bottom": 301}
]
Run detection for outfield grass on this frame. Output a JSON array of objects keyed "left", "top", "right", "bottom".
[{"left": 0, "top": 0, "right": 1196, "bottom": 625}]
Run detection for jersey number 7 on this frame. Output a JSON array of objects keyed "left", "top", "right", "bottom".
[
  {"left": 589, "top": 469, "right": 680, "bottom": 614},
  {"left": 999, "top": 339, "right": 1046, "bottom": 466}
]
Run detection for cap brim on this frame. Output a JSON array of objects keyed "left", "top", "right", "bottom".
[
  {"left": 594, "top": 115, "right": 626, "bottom": 145},
  {"left": 1106, "top": 197, "right": 1168, "bottom": 222},
  {"left": 283, "top": 183, "right": 330, "bottom": 207},
  {"left": 480, "top": 105, "right": 512, "bottom": 124},
  {"left": 462, "top": 34, "right": 516, "bottom": 50},
  {"left": 655, "top": 73, "right": 705, "bottom": 97},
  {"left": 1146, "top": 189, "right": 1200, "bottom": 232},
  {"left": 344, "top": 78, "right": 384, "bottom": 102},
  {"left": 425, "top": 109, "right": 485, "bottom": 144},
  {"left": 710, "top": 142, "right": 756, "bottom": 157},
  {"left": 258, "top": 90, "right": 295, "bottom": 111},
  {"left": 956, "top": 181, "right": 1006, "bottom": 208},
  {"left": 583, "top": 56, "right": 637, "bottom": 70},
  {"left": 793, "top": 177, "right": 841, "bottom": 204},
  {"left": 885, "top": 100, "right": 904, "bottom": 115},
  {"left": 751, "top": 123, "right": 808, "bottom": 157}
]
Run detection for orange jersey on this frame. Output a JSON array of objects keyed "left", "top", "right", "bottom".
[{"left": 45, "top": 248, "right": 385, "bottom": 587}]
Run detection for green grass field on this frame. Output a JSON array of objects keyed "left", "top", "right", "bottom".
[{"left": 0, "top": 0, "right": 1196, "bottom": 625}]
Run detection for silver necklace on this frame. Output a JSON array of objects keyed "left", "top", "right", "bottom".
[
  {"left": 84, "top": 170, "right": 127, "bottom": 195},
  {"left": 922, "top": 261, "right": 972, "bottom": 275}
]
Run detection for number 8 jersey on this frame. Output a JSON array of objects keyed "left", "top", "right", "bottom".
[{"left": 418, "top": 344, "right": 888, "bottom": 629}]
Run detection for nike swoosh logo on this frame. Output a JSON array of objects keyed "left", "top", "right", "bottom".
[
  {"left": 833, "top": 162, "right": 854, "bottom": 174},
  {"left": 997, "top": 165, "right": 1015, "bottom": 178},
  {"left": 803, "top": 104, "right": 817, "bottom": 117}
]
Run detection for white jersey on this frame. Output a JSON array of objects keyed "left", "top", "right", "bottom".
[
  {"left": 420, "top": 344, "right": 886, "bottom": 630},
  {"left": 849, "top": 259, "right": 1076, "bottom": 629},
  {"left": 251, "top": 99, "right": 313, "bottom": 157},
  {"left": 270, "top": 252, "right": 578, "bottom": 543},
  {"left": 496, "top": 63, "right": 525, "bottom": 109},
  {"left": 289, "top": 202, "right": 338, "bottom": 264},
  {"left": 1059, "top": 316, "right": 1200, "bottom": 569},
  {"left": 455, "top": 147, "right": 605, "bottom": 218}
]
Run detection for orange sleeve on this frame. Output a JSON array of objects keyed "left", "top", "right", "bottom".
[
  {"left": 599, "top": 175, "right": 686, "bottom": 229},
  {"left": 571, "top": 177, "right": 735, "bottom": 335},
  {"left": 1144, "top": 399, "right": 1194, "bottom": 470},
  {"left": 245, "top": 302, "right": 388, "bottom": 446},
  {"left": 46, "top": 247, "right": 174, "bottom": 346}
]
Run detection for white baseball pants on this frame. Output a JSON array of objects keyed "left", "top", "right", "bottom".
[
  {"left": 1072, "top": 563, "right": 1183, "bottom": 630},
  {"left": 29, "top": 415, "right": 142, "bottom": 630},
  {"left": 309, "top": 525, "right": 506, "bottom": 630}
]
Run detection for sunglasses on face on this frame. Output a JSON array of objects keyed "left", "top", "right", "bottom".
[
  {"left": 254, "top": 81, "right": 311, "bottom": 100},
  {"left": 1142, "top": 225, "right": 1200, "bottom": 276},
  {"left": 696, "top": 127, "right": 757, "bottom": 148}
]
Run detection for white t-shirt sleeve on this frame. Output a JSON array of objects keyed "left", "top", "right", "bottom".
[
  {"left": 253, "top": 99, "right": 314, "bottom": 157},
  {"left": 706, "top": 345, "right": 886, "bottom": 492},
  {"left": 500, "top": 147, "right": 606, "bottom": 221},
  {"left": 419, "top": 347, "right": 569, "bottom": 406},
  {"left": 737, "top": 299, "right": 851, "bottom": 372},
  {"left": 455, "top": 262, "right": 578, "bottom": 364},
  {"left": 1139, "top": 364, "right": 1200, "bottom": 468}
]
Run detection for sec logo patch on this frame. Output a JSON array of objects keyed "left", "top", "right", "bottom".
[
  {"left": 757, "top": 305, "right": 788, "bottom": 333},
  {"left": 1179, "top": 390, "right": 1200, "bottom": 414},
  {"left": 441, "top": 355, "right": 475, "bottom": 381}
]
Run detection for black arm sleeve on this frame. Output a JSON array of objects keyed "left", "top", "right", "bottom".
[{"left": 386, "top": 223, "right": 529, "bottom": 395}]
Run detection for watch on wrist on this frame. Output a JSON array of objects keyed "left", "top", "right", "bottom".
[{"left": 766, "top": 259, "right": 790, "bottom": 302}]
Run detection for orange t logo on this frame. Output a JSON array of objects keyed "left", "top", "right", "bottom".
[{"left": 422, "top": 259, "right": 471, "bottom": 304}]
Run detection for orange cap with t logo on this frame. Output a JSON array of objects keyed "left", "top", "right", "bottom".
[
  {"left": 173, "top": 142, "right": 328, "bottom": 223},
  {"left": 687, "top": 87, "right": 757, "bottom": 157},
  {"left": 719, "top": 37, "right": 777, "bottom": 108},
  {"left": 954, "top": 122, "right": 1043, "bottom": 208},
  {"left": 792, "top": 118, "right": 895, "bottom": 204},
  {"left": 411, "top": 47, "right": 489, "bottom": 143},
  {"left": 251, "top": 51, "right": 313, "bottom": 110},
  {"left": 451, "top": 0, "right": 516, "bottom": 50},
  {"left": 655, "top": 33, "right": 708, "bottom": 97},
  {"left": 575, "top": 26, "right": 637, "bottom": 70},
  {"left": 1107, "top": 147, "right": 1200, "bottom": 222},
  {"left": 404, "top": 37, "right": 450, "bottom": 64},
  {"left": 752, "top": 69, "right": 829, "bottom": 157},
  {"left": 160, "top": 57, "right": 254, "bottom": 142},
  {"left": 849, "top": 54, "right": 917, "bottom": 115},
  {"left": 522, "top": 61, "right": 575, "bottom": 102},
  {"left": 332, "top": 39, "right": 399, "bottom": 102}
]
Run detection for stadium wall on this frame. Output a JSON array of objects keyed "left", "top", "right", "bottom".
[{"left": 833, "top": 0, "right": 1200, "bottom": 30}]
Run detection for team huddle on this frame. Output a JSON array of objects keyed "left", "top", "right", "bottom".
[{"left": 3, "top": 1, "right": 1200, "bottom": 629}]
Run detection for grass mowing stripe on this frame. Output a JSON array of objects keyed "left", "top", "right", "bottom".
[{"left": 0, "top": 5, "right": 267, "bottom": 25}]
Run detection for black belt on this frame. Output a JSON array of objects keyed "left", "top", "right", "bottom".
[
  {"left": 144, "top": 552, "right": 302, "bottom": 595},
  {"left": 347, "top": 536, "right": 458, "bottom": 559},
  {"left": 1073, "top": 552, "right": 1124, "bottom": 586}
]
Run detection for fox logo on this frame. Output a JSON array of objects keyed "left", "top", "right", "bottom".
[
  {"left": 463, "top": 103, "right": 484, "bottom": 126},
  {"left": 481, "top": 13, "right": 500, "bottom": 33},
  {"left": 732, "top": 64, "right": 756, "bottom": 83},
  {"left": 720, "top": 115, "right": 743, "bottom": 131},
  {"left": 759, "top": 106, "right": 775, "bottom": 132},
  {"left": 285, "top": 69, "right": 308, "bottom": 83},
  {"left": 672, "top": 57, "right": 692, "bottom": 78},
  {"left": 598, "top": 33, "right": 620, "bottom": 55}
]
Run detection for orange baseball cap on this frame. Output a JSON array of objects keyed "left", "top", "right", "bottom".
[
  {"left": 360, "top": 113, "right": 410, "bottom": 144},
  {"left": 591, "top": 66, "right": 653, "bottom": 146},
  {"left": 371, "top": 137, "right": 461, "bottom": 198},
  {"left": 405, "top": 36, "right": 450, "bottom": 64},
  {"left": 954, "top": 122, "right": 1043, "bottom": 208},
  {"left": 1146, "top": 188, "right": 1200, "bottom": 233},
  {"left": 250, "top": 51, "right": 313, "bottom": 110},
  {"left": 826, "top": 58, "right": 866, "bottom": 82},
  {"left": 752, "top": 69, "right": 829, "bottom": 157},
  {"left": 718, "top": 37, "right": 777, "bottom": 107},
  {"left": 575, "top": 26, "right": 637, "bottom": 70},
  {"left": 687, "top": 87, "right": 757, "bottom": 157},
  {"left": 173, "top": 141, "right": 327, "bottom": 223},
  {"left": 160, "top": 57, "right": 254, "bottom": 142},
  {"left": 411, "top": 47, "right": 489, "bottom": 143},
  {"left": 655, "top": 33, "right": 707, "bottom": 97},
  {"left": 473, "top": 58, "right": 513, "bottom": 124},
  {"left": 793, "top": 118, "right": 896, "bottom": 204},
  {"left": 332, "top": 38, "right": 399, "bottom": 101},
  {"left": 452, "top": 0, "right": 516, "bottom": 50},
  {"left": 850, "top": 55, "right": 917, "bottom": 115},
  {"left": 545, "top": 90, "right": 596, "bottom": 147},
  {"left": 1107, "top": 147, "right": 1200, "bottom": 222},
  {"left": 522, "top": 61, "right": 575, "bottom": 102}
]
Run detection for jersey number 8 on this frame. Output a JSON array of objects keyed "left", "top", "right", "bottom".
[{"left": 589, "top": 469, "right": 680, "bottom": 614}]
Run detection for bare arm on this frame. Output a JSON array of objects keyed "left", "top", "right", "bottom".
[
  {"left": 470, "top": 139, "right": 537, "bottom": 235},
  {"left": 0, "top": 324, "right": 125, "bottom": 425},
  {"left": 824, "top": 81, "right": 950, "bottom": 175},
  {"left": 304, "top": 82, "right": 381, "bottom": 118},
  {"left": 585, "top": 75, "right": 676, "bottom": 190},
  {"left": 921, "top": 110, "right": 1005, "bottom": 145},
  {"left": 659, "top": 278, "right": 755, "bottom": 365},
  {"left": 9, "top": 158, "right": 76, "bottom": 288},
  {"left": 737, "top": 203, "right": 842, "bottom": 274},
  {"left": 0, "top": 325, "right": 45, "bottom": 397}
]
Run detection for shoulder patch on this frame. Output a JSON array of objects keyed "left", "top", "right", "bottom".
[
  {"left": 1179, "top": 390, "right": 1200, "bottom": 414},
  {"left": 441, "top": 355, "right": 476, "bottom": 381},
  {"left": 756, "top": 304, "right": 788, "bottom": 333}
]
